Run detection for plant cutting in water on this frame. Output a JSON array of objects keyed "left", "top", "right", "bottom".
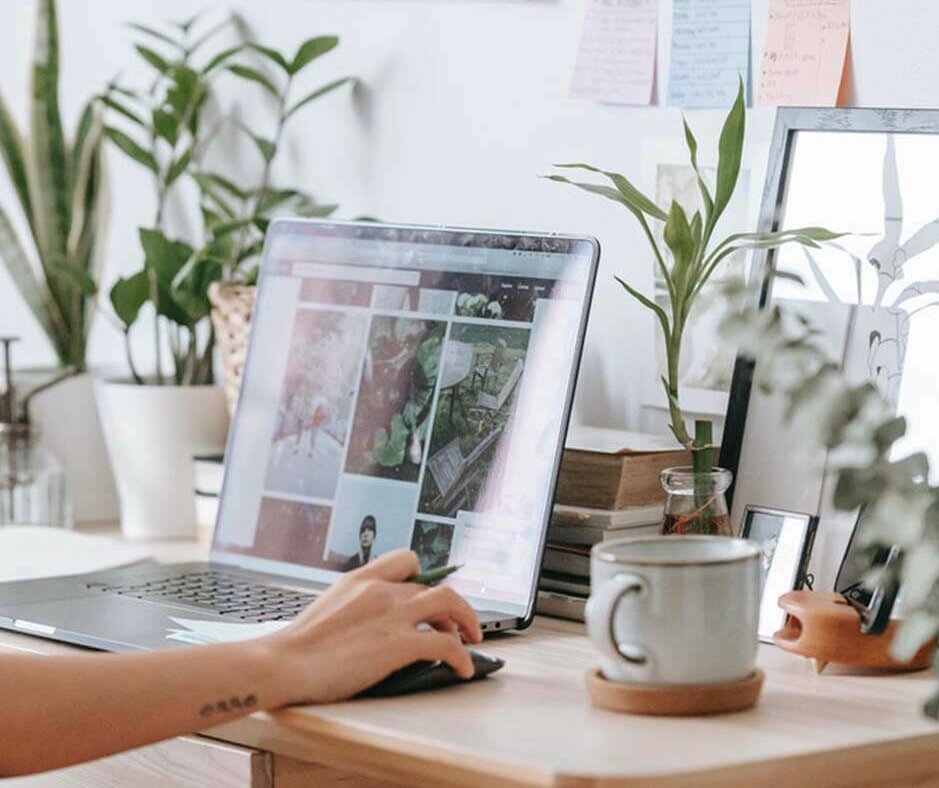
[{"left": 546, "top": 80, "right": 842, "bottom": 531}]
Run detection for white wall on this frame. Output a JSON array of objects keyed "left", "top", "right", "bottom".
[{"left": 1, "top": 0, "right": 938, "bottom": 430}]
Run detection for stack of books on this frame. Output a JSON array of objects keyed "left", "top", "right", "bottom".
[
  {"left": 536, "top": 427, "right": 688, "bottom": 621},
  {"left": 536, "top": 503, "right": 663, "bottom": 621}
]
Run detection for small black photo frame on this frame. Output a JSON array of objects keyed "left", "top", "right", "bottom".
[
  {"left": 741, "top": 506, "right": 818, "bottom": 642},
  {"left": 835, "top": 507, "right": 901, "bottom": 636}
]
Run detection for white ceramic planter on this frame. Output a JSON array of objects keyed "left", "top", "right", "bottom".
[
  {"left": 96, "top": 382, "right": 229, "bottom": 540},
  {"left": 27, "top": 371, "right": 119, "bottom": 523}
]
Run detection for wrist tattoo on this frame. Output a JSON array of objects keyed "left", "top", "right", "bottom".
[{"left": 199, "top": 694, "right": 258, "bottom": 719}]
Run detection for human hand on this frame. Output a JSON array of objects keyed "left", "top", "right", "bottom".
[{"left": 259, "top": 550, "right": 483, "bottom": 706}]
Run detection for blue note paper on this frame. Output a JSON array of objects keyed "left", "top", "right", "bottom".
[{"left": 667, "top": 0, "right": 751, "bottom": 108}]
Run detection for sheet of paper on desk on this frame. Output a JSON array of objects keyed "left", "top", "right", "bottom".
[
  {"left": 167, "top": 617, "right": 289, "bottom": 645},
  {"left": 570, "top": 0, "right": 657, "bottom": 106},
  {"left": 0, "top": 526, "right": 152, "bottom": 582},
  {"left": 667, "top": 0, "right": 751, "bottom": 108},
  {"left": 756, "top": 0, "right": 850, "bottom": 107}
]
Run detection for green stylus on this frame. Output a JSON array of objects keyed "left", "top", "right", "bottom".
[{"left": 410, "top": 564, "right": 462, "bottom": 586}]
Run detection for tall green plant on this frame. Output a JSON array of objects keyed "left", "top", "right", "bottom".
[
  {"left": 546, "top": 81, "right": 841, "bottom": 473},
  {"left": 0, "top": 0, "right": 107, "bottom": 372},
  {"left": 103, "top": 11, "right": 354, "bottom": 384}
]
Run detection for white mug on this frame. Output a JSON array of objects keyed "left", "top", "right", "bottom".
[{"left": 586, "top": 536, "right": 761, "bottom": 685}]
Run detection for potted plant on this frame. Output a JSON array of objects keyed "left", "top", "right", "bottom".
[
  {"left": 95, "top": 11, "right": 353, "bottom": 538},
  {"left": 547, "top": 81, "right": 841, "bottom": 534},
  {"left": 0, "top": 0, "right": 117, "bottom": 522}
]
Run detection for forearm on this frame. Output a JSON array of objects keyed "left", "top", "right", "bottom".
[{"left": 0, "top": 642, "right": 282, "bottom": 776}]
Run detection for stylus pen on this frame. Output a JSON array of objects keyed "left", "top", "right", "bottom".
[{"left": 409, "top": 564, "right": 462, "bottom": 586}]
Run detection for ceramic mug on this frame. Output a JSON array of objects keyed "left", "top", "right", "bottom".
[{"left": 586, "top": 536, "right": 761, "bottom": 685}]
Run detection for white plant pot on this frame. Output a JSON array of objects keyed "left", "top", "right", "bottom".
[
  {"left": 96, "top": 382, "right": 229, "bottom": 540},
  {"left": 28, "top": 371, "right": 120, "bottom": 523}
]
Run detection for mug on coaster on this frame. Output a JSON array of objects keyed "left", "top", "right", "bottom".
[{"left": 586, "top": 536, "right": 761, "bottom": 685}]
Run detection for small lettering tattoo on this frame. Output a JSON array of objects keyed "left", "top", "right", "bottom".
[{"left": 198, "top": 695, "right": 259, "bottom": 719}]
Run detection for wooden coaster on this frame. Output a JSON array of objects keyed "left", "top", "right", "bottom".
[{"left": 585, "top": 668, "right": 764, "bottom": 716}]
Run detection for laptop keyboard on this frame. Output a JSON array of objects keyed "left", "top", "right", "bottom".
[{"left": 93, "top": 570, "right": 318, "bottom": 622}]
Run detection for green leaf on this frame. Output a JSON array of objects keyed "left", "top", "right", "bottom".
[
  {"left": 286, "top": 77, "right": 355, "bottom": 118},
  {"left": 135, "top": 44, "right": 170, "bottom": 74},
  {"left": 48, "top": 259, "right": 97, "bottom": 296},
  {"left": 250, "top": 134, "right": 276, "bottom": 162},
  {"left": 194, "top": 171, "right": 248, "bottom": 201},
  {"left": 544, "top": 175, "right": 646, "bottom": 218},
  {"left": 140, "top": 227, "right": 194, "bottom": 284},
  {"left": 165, "top": 64, "right": 200, "bottom": 117},
  {"left": 663, "top": 201, "right": 695, "bottom": 284},
  {"left": 552, "top": 163, "right": 667, "bottom": 221},
  {"left": 110, "top": 270, "right": 149, "bottom": 328},
  {"left": 126, "top": 22, "right": 184, "bottom": 52},
  {"left": 372, "top": 414, "right": 408, "bottom": 467},
  {"left": 105, "top": 127, "right": 157, "bottom": 172},
  {"left": 0, "top": 203, "right": 62, "bottom": 348},
  {"left": 296, "top": 201, "right": 338, "bottom": 219},
  {"left": 248, "top": 43, "right": 290, "bottom": 72},
  {"left": 30, "top": 0, "right": 71, "bottom": 264},
  {"left": 202, "top": 44, "right": 242, "bottom": 74},
  {"left": 615, "top": 275, "right": 670, "bottom": 338},
  {"left": 713, "top": 79, "right": 746, "bottom": 222},
  {"left": 210, "top": 217, "right": 257, "bottom": 238},
  {"left": 682, "top": 116, "right": 714, "bottom": 218},
  {"left": 100, "top": 93, "right": 144, "bottom": 127},
  {"left": 227, "top": 64, "right": 280, "bottom": 98},
  {"left": 152, "top": 107, "right": 180, "bottom": 145},
  {"left": 166, "top": 146, "right": 193, "bottom": 186},
  {"left": 0, "top": 92, "right": 34, "bottom": 232},
  {"left": 290, "top": 36, "right": 339, "bottom": 75}
]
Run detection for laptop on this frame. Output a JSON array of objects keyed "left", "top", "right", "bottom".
[{"left": 0, "top": 220, "right": 599, "bottom": 651}]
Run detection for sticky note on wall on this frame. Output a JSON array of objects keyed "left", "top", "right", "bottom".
[
  {"left": 756, "top": 0, "right": 851, "bottom": 106},
  {"left": 667, "top": 0, "right": 751, "bottom": 109},
  {"left": 570, "top": 0, "right": 658, "bottom": 106}
]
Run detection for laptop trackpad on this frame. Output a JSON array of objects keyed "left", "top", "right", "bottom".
[{"left": 5, "top": 595, "right": 218, "bottom": 652}]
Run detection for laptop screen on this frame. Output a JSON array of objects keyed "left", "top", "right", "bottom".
[{"left": 212, "top": 221, "right": 598, "bottom": 619}]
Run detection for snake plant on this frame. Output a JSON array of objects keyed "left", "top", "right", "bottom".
[{"left": 0, "top": 0, "right": 107, "bottom": 372}]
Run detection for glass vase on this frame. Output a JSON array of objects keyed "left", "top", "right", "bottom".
[
  {"left": 660, "top": 466, "right": 734, "bottom": 536},
  {"left": 0, "top": 424, "right": 72, "bottom": 528}
]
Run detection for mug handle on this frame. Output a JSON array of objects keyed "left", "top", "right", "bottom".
[{"left": 586, "top": 572, "right": 651, "bottom": 679}]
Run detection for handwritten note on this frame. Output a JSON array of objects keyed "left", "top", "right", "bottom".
[
  {"left": 570, "top": 0, "right": 658, "bottom": 106},
  {"left": 756, "top": 0, "right": 851, "bottom": 106},
  {"left": 667, "top": 0, "right": 751, "bottom": 108}
]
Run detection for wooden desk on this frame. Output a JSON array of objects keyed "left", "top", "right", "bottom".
[{"left": 3, "top": 528, "right": 939, "bottom": 787}]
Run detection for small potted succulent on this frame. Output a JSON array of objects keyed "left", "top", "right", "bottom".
[
  {"left": 547, "top": 81, "right": 841, "bottom": 535},
  {"left": 96, "top": 11, "right": 353, "bottom": 538}
]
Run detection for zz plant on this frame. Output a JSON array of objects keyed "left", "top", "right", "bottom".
[
  {"left": 0, "top": 0, "right": 107, "bottom": 372},
  {"left": 546, "top": 81, "right": 841, "bottom": 477},
  {"left": 103, "top": 11, "right": 354, "bottom": 384}
]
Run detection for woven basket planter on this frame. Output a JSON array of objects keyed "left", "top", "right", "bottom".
[{"left": 209, "top": 282, "right": 257, "bottom": 414}]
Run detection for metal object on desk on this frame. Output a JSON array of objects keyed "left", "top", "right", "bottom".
[{"left": 0, "top": 337, "right": 72, "bottom": 528}]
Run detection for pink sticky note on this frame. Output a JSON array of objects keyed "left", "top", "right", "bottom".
[
  {"left": 570, "top": 0, "right": 658, "bottom": 106},
  {"left": 757, "top": 0, "right": 851, "bottom": 107}
]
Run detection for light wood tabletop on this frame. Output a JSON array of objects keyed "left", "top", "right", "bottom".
[{"left": 4, "top": 526, "right": 939, "bottom": 787}]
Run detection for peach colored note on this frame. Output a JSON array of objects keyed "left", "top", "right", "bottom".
[
  {"left": 757, "top": 0, "right": 851, "bottom": 107},
  {"left": 570, "top": 0, "right": 658, "bottom": 106}
]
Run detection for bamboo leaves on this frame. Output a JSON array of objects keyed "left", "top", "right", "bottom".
[{"left": 545, "top": 77, "right": 840, "bottom": 448}]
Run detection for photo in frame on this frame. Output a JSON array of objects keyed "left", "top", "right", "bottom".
[
  {"left": 741, "top": 506, "right": 817, "bottom": 642},
  {"left": 720, "top": 107, "right": 939, "bottom": 592}
]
